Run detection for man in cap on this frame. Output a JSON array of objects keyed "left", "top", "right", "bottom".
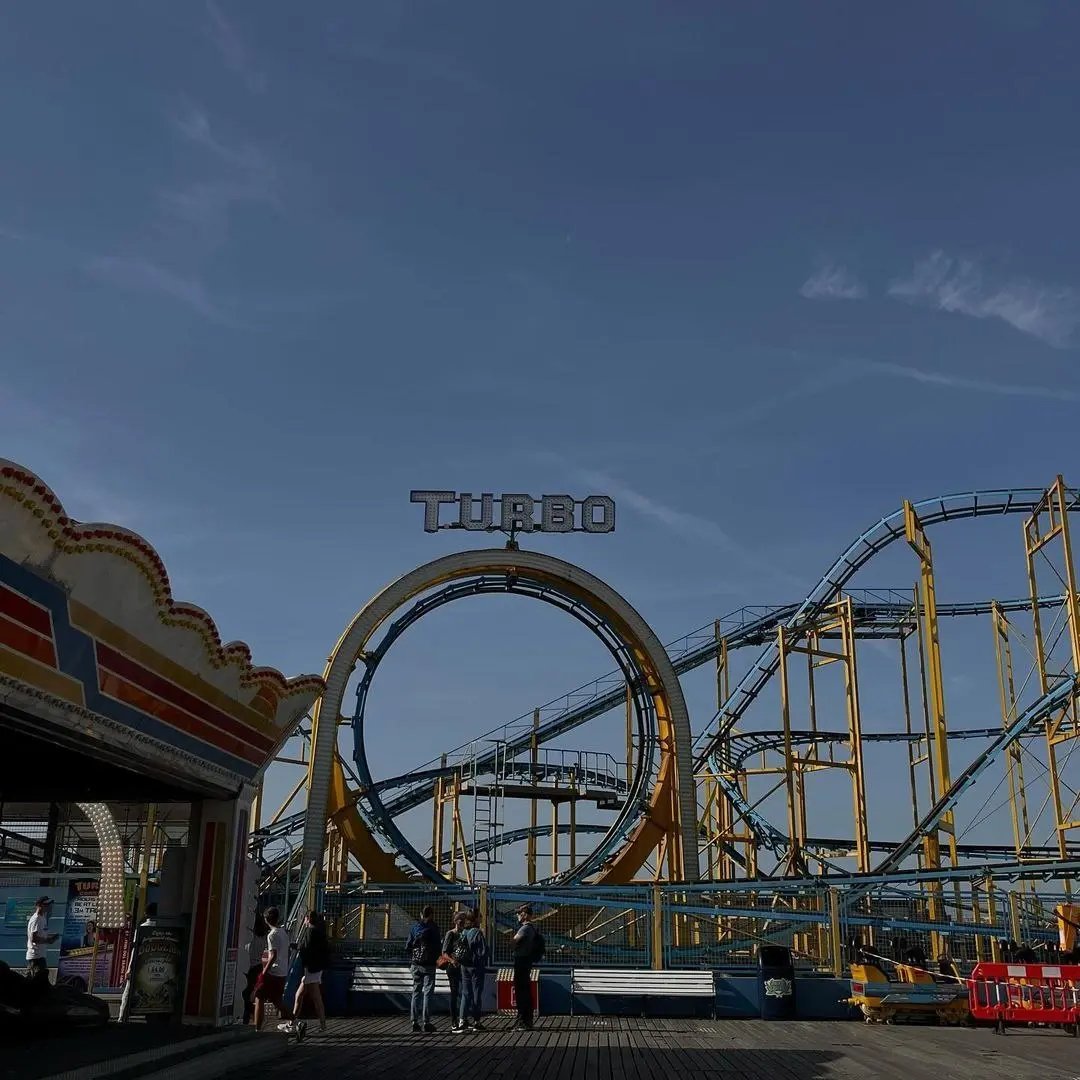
[
  {"left": 26, "top": 896, "right": 59, "bottom": 982},
  {"left": 511, "top": 904, "right": 536, "bottom": 1030}
]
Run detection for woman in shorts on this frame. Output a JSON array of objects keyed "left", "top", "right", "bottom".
[{"left": 294, "top": 910, "right": 329, "bottom": 1032}]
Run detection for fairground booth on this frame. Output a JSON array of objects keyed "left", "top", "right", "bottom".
[{"left": 0, "top": 460, "right": 322, "bottom": 1022}]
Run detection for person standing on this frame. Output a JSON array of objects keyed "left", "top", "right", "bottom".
[
  {"left": 253, "top": 907, "right": 303, "bottom": 1039},
  {"left": 405, "top": 906, "right": 440, "bottom": 1033},
  {"left": 243, "top": 909, "right": 269, "bottom": 1025},
  {"left": 511, "top": 904, "right": 536, "bottom": 1030},
  {"left": 442, "top": 911, "right": 467, "bottom": 1032},
  {"left": 26, "top": 896, "right": 58, "bottom": 982},
  {"left": 459, "top": 907, "right": 489, "bottom": 1032},
  {"left": 294, "top": 910, "right": 329, "bottom": 1033}
]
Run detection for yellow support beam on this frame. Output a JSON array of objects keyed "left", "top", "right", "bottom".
[
  {"left": 1024, "top": 476, "right": 1080, "bottom": 898},
  {"left": 904, "top": 500, "right": 960, "bottom": 950}
]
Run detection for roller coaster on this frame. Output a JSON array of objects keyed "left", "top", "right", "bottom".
[{"left": 253, "top": 476, "right": 1080, "bottom": 964}]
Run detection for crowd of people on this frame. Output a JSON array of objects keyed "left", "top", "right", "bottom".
[
  {"left": 246, "top": 900, "right": 543, "bottom": 1036},
  {"left": 403, "top": 901, "right": 541, "bottom": 1032}
]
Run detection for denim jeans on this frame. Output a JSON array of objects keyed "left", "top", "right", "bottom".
[
  {"left": 410, "top": 965, "right": 435, "bottom": 1024},
  {"left": 460, "top": 966, "right": 485, "bottom": 1024}
]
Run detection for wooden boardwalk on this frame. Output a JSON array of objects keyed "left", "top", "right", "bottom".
[{"left": 231, "top": 1014, "right": 1080, "bottom": 1080}]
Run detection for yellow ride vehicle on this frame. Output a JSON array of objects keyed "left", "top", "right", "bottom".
[{"left": 846, "top": 959, "right": 970, "bottom": 1025}]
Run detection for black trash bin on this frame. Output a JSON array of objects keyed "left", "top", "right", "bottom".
[{"left": 758, "top": 945, "right": 796, "bottom": 1020}]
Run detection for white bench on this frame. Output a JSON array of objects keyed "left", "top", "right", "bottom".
[
  {"left": 570, "top": 969, "right": 716, "bottom": 1018},
  {"left": 351, "top": 964, "right": 452, "bottom": 994}
]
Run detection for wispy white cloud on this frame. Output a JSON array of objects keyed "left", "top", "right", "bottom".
[
  {"left": 857, "top": 357, "right": 1080, "bottom": 402},
  {"left": 4, "top": 109, "right": 272, "bottom": 325},
  {"left": 85, "top": 255, "right": 243, "bottom": 326},
  {"left": 0, "top": 224, "right": 31, "bottom": 242},
  {"left": 799, "top": 263, "right": 866, "bottom": 301},
  {"left": 205, "top": 1, "right": 266, "bottom": 94},
  {"left": 888, "top": 251, "right": 1080, "bottom": 348},
  {"left": 158, "top": 181, "right": 262, "bottom": 244},
  {"left": 576, "top": 468, "right": 741, "bottom": 548},
  {"left": 161, "top": 106, "right": 278, "bottom": 246},
  {"left": 0, "top": 388, "right": 186, "bottom": 533},
  {"left": 170, "top": 106, "right": 270, "bottom": 174},
  {"left": 550, "top": 461, "right": 805, "bottom": 591}
]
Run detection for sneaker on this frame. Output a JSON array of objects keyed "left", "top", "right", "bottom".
[
  {"left": 296, "top": 1021, "right": 307, "bottom": 1043},
  {"left": 471, "top": 1021, "right": 485, "bottom": 1031},
  {"left": 453, "top": 1023, "right": 466, "bottom": 1034},
  {"left": 319, "top": 1020, "right": 327, "bottom": 1033},
  {"left": 423, "top": 1022, "right": 436, "bottom": 1034},
  {"left": 411, "top": 1022, "right": 421, "bottom": 1033},
  {"left": 277, "top": 1021, "right": 296, "bottom": 1033}
]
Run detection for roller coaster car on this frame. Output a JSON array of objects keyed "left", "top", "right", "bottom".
[{"left": 845, "top": 962, "right": 970, "bottom": 1026}]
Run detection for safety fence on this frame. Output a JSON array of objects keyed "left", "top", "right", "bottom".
[
  {"left": 315, "top": 880, "right": 1065, "bottom": 973},
  {"left": 969, "top": 961, "right": 1080, "bottom": 1032}
]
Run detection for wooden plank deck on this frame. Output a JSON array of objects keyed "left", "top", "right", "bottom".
[{"left": 230, "top": 1015, "right": 1080, "bottom": 1080}]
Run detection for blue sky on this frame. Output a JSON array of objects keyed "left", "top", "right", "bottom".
[{"left": 3, "top": 3, "right": 1080, "bottom": 873}]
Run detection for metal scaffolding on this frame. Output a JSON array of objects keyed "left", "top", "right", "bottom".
[{"left": 250, "top": 476, "right": 1080, "bottom": 969}]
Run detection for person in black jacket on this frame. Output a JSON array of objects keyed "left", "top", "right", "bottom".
[
  {"left": 405, "top": 906, "right": 441, "bottom": 1033},
  {"left": 294, "top": 910, "right": 329, "bottom": 1032}
]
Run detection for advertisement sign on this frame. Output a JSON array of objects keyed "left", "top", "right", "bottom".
[
  {"left": 58, "top": 879, "right": 108, "bottom": 990},
  {"left": 62, "top": 879, "right": 100, "bottom": 949},
  {"left": 126, "top": 923, "right": 187, "bottom": 1016}
]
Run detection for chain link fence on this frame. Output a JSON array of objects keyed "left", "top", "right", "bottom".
[{"left": 315, "top": 880, "right": 1066, "bottom": 973}]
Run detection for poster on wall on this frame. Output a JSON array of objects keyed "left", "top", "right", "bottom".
[
  {"left": 55, "top": 879, "right": 152, "bottom": 993},
  {"left": 62, "top": 879, "right": 100, "bottom": 949},
  {"left": 125, "top": 922, "right": 187, "bottom": 1016},
  {"left": 57, "top": 879, "right": 135, "bottom": 993},
  {"left": 57, "top": 879, "right": 110, "bottom": 990}
]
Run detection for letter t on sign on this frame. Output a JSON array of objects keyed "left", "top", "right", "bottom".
[{"left": 410, "top": 491, "right": 457, "bottom": 532}]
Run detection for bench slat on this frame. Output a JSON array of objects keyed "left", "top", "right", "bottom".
[
  {"left": 351, "top": 966, "right": 451, "bottom": 993},
  {"left": 571, "top": 969, "right": 714, "bottom": 996}
]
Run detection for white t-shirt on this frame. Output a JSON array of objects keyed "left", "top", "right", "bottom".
[
  {"left": 26, "top": 912, "right": 48, "bottom": 960},
  {"left": 266, "top": 926, "right": 290, "bottom": 977}
]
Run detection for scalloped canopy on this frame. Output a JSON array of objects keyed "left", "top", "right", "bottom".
[{"left": 0, "top": 459, "right": 323, "bottom": 783}]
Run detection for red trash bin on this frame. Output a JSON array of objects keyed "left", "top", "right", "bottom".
[{"left": 496, "top": 967, "right": 540, "bottom": 1017}]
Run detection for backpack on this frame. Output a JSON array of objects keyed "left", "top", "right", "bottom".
[
  {"left": 451, "top": 931, "right": 472, "bottom": 966},
  {"left": 409, "top": 924, "right": 438, "bottom": 967},
  {"left": 460, "top": 927, "right": 487, "bottom": 968},
  {"left": 530, "top": 930, "right": 545, "bottom": 964}
]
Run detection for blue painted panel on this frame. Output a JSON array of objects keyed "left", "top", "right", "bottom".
[{"left": 0, "top": 886, "right": 68, "bottom": 971}]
